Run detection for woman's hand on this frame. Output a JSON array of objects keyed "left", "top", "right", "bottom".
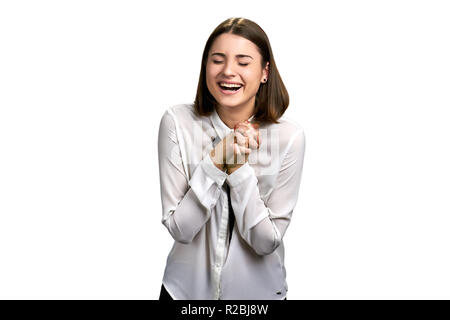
[
  {"left": 209, "top": 130, "right": 250, "bottom": 171},
  {"left": 209, "top": 120, "right": 260, "bottom": 173},
  {"left": 227, "top": 120, "right": 260, "bottom": 174}
]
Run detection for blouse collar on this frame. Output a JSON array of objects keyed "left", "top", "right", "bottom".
[{"left": 211, "top": 107, "right": 255, "bottom": 140}]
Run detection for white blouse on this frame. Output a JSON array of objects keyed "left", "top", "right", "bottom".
[{"left": 157, "top": 103, "right": 306, "bottom": 300}]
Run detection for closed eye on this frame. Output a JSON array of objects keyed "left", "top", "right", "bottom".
[{"left": 213, "top": 61, "right": 249, "bottom": 66}]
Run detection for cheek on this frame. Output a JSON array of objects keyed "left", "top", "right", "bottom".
[
  {"left": 205, "top": 69, "right": 216, "bottom": 86},
  {"left": 206, "top": 66, "right": 219, "bottom": 81},
  {"left": 242, "top": 71, "right": 261, "bottom": 86},
  {"left": 244, "top": 78, "right": 261, "bottom": 91}
]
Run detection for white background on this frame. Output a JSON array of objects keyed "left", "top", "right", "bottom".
[{"left": 0, "top": 0, "right": 449, "bottom": 299}]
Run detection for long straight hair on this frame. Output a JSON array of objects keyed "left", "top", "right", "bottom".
[{"left": 193, "top": 17, "right": 289, "bottom": 125}]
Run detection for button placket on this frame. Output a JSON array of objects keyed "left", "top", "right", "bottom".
[{"left": 213, "top": 187, "right": 230, "bottom": 299}]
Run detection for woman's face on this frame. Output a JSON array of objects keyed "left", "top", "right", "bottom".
[{"left": 206, "top": 32, "right": 269, "bottom": 113}]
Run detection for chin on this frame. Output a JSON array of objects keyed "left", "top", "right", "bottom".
[{"left": 215, "top": 98, "right": 241, "bottom": 106}]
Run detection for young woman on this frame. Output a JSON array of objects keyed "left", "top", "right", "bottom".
[{"left": 157, "top": 17, "right": 306, "bottom": 300}]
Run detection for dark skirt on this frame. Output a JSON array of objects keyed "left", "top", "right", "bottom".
[{"left": 159, "top": 284, "right": 174, "bottom": 300}]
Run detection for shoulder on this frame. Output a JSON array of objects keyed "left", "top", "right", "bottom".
[
  {"left": 277, "top": 114, "right": 304, "bottom": 136},
  {"left": 273, "top": 115, "right": 305, "bottom": 165},
  {"left": 159, "top": 103, "right": 208, "bottom": 143},
  {"left": 265, "top": 113, "right": 305, "bottom": 151},
  {"left": 159, "top": 103, "right": 194, "bottom": 128},
  {"left": 162, "top": 103, "right": 199, "bottom": 121}
]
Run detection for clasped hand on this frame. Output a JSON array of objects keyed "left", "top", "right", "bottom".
[{"left": 210, "top": 120, "right": 260, "bottom": 174}]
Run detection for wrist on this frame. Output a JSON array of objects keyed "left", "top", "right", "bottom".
[
  {"left": 209, "top": 149, "right": 226, "bottom": 171},
  {"left": 226, "top": 164, "right": 241, "bottom": 174}
]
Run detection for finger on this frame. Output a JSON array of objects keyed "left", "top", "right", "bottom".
[
  {"left": 240, "top": 129, "right": 258, "bottom": 147},
  {"left": 234, "top": 127, "right": 249, "bottom": 140},
  {"left": 235, "top": 128, "right": 253, "bottom": 143},
  {"left": 247, "top": 136, "right": 259, "bottom": 149},
  {"left": 242, "top": 121, "right": 259, "bottom": 131},
  {"left": 234, "top": 130, "right": 247, "bottom": 145},
  {"left": 233, "top": 143, "right": 241, "bottom": 155},
  {"left": 238, "top": 145, "right": 251, "bottom": 154},
  {"left": 235, "top": 122, "right": 251, "bottom": 133},
  {"left": 235, "top": 148, "right": 249, "bottom": 165},
  {"left": 235, "top": 122, "right": 259, "bottom": 147},
  {"left": 238, "top": 122, "right": 259, "bottom": 137},
  {"left": 248, "top": 124, "right": 259, "bottom": 138}
]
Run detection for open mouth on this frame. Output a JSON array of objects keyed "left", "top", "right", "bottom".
[{"left": 217, "top": 82, "right": 243, "bottom": 95}]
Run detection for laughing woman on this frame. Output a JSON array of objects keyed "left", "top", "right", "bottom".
[{"left": 157, "top": 17, "right": 306, "bottom": 300}]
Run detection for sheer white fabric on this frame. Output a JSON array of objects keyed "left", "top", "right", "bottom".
[{"left": 157, "top": 103, "right": 306, "bottom": 300}]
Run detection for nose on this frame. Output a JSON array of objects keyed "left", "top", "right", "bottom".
[{"left": 222, "top": 60, "right": 236, "bottom": 76}]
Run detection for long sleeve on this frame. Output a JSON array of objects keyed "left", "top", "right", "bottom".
[
  {"left": 226, "top": 129, "right": 306, "bottom": 256},
  {"left": 158, "top": 110, "right": 228, "bottom": 244}
]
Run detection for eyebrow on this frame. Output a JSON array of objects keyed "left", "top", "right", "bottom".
[{"left": 211, "top": 52, "right": 254, "bottom": 60}]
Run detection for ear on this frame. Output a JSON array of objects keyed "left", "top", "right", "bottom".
[{"left": 263, "top": 61, "right": 269, "bottom": 80}]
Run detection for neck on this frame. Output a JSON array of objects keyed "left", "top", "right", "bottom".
[{"left": 216, "top": 99, "right": 255, "bottom": 129}]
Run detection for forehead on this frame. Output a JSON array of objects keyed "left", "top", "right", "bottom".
[{"left": 209, "top": 33, "right": 260, "bottom": 57}]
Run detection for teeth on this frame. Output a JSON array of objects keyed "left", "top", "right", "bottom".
[{"left": 219, "top": 82, "right": 242, "bottom": 88}]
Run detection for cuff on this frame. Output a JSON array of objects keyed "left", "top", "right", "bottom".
[
  {"left": 226, "top": 162, "right": 256, "bottom": 188},
  {"left": 188, "top": 155, "right": 227, "bottom": 210}
]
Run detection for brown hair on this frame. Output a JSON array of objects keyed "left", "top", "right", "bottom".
[{"left": 193, "top": 17, "right": 289, "bottom": 125}]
